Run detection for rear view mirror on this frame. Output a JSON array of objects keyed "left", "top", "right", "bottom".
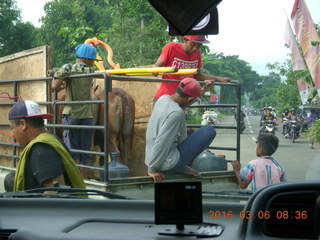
[{"left": 148, "top": 0, "right": 222, "bottom": 35}]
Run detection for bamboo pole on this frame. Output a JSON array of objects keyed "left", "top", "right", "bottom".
[
  {"left": 123, "top": 69, "right": 199, "bottom": 76},
  {"left": 96, "top": 67, "right": 178, "bottom": 75}
]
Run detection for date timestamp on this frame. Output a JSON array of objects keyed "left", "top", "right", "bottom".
[{"left": 208, "top": 210, "right": 308, "bottom": 220}]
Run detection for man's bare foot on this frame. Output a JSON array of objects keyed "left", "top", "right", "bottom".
[
  {"left": 186, "top": 170, "right": 201, "bottom": 177},
  {"left": 182, "top": 166, "right": 201, "bottom": 177},
  {"left": 148, "top": 172, "right": 164, "bottom": 182}
]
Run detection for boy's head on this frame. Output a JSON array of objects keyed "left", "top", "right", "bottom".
[{"left": 256, "top": 133, "right": 279, "bottom": 156}]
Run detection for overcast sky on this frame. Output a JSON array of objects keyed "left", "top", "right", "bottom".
[
  {"left": 16, "top": 0, "right": 320, "bottom": 75},
  {"left": 209, "top": 0, "right": 320, "bottom": 75}
]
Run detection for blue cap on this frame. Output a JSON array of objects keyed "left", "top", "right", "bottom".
[{"left": 75, "top": 44, "right": 97, "bottom": 60}]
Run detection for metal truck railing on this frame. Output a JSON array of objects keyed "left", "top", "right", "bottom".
[{"left": 0, "top": 74, "right": 241, "bottom": 188}]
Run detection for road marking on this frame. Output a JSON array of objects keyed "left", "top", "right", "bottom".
[{"left": 246, "top": 116, "right": 254, "bottom": 134}]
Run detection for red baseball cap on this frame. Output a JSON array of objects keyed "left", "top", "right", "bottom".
[
  {"left": 184, "top": 35, "right": 210, "bottom": 44},
  {"left": 177, "top": 78, "right": 202, "bottom": 98}
]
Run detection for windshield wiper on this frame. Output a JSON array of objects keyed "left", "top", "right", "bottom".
[
  {"left": 202, "top": 190, "right": 253, "bottom": 201},
  {"left": 0, "top": 187, "right": 133, "bottom": 200}
]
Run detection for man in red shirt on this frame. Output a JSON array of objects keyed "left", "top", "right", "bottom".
[{"left": 154, "top": 35, "right": 230, "bottom": 100}]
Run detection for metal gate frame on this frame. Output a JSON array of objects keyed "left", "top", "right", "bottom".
[{"left": 0, "top": 74, "right": 241, "bottom": 188}]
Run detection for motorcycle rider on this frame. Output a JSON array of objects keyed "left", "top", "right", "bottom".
[
  {"left": 281, "top": 108, "right": 290, "bottom": 135},
  {"left": 270, "top": 106, "right": 277, "bottom": 118},
  {"left": 234, "top": 110, "right": 246, "bottom": 133},
  {"left": 260, "top": 106, "right": 268, "bottom": 124},
  {"left": 286, "top": 108, "right": 301, "bottom": 138},
  {"left": 260, "top": 107, "right": 277, "bottom": 134}
]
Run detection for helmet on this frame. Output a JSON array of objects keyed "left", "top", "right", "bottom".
[
  {"left": 291, "top": 108, "right": 296, "bottom": 112},
  {"left": 75, "top": 44, "right": 97, "bottom": 60}
]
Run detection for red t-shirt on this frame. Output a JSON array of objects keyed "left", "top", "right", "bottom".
[{"left": 155, "top": 42, "right": 202, "bottom": 99}]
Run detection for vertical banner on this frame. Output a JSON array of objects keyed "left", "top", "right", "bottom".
[
  {"left": 284, "top": 19, "right": 313, "bottom": 104},
  {"left": 291, "top": 0, "right": 320, "bottom": 95}
]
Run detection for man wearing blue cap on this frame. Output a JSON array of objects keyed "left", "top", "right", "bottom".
[{"left": 52, "top": 43, "right": 97, "bottom": 179}]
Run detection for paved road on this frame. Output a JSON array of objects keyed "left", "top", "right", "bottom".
[{"left": 211, "top": 115, "right": 320, "bottom": 182}]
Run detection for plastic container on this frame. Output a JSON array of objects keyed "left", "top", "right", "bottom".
[
  {"left": 100, "top": 152, "right": 130, "bottom": 180},
  {"left": 192, "top": 150, "right": 227, "bottom": 172},
  {"left": 108, "top": 152, "right": 130, "bottom": 178}
]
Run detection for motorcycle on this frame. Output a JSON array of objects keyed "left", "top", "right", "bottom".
[
  {"left": 299, "top": 116, "right": 308, "bottom": 132},
  {"left": 282, "top": 117, "right": 289, "bottom": 135},
  {"left": 288, "top": 120, "right": 300, "bottom": 143},
  {"left": 260, "top": 120, "right": 276, "bottom": 135},
  {"left": 201, "top": 111, "right": 219, "bottom": 126},
  {"left": 240, "top": 120, "right": 246, "bottom": 134},
  {"left": 234, "top": 111, "right": 246, "bottom": 134}
]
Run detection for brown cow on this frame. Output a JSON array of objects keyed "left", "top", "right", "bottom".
[
  {"left": 94, "top": 88, "right": 135, "bottom": 167},
  {"left": 53, "top": 87, "right": 135, "bottom": 168}
]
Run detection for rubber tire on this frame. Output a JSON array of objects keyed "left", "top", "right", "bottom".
[{"left": 292, "top": 130, "right": 295, "bottom": 143}]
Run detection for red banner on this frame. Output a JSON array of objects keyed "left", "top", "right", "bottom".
[
  {"left": 284, "top": 19, "right": 312, "bottom": 104},
  {"left": 291, "top": 0, "right": 320, "bottom": 93}
]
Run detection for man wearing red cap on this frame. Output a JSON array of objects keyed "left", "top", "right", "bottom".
[
  {"left": 154, "top": 35, "right": 230, "bottom": 100},
  {"left": 145, "top": 78, "right": 216, "bottom": 182}
]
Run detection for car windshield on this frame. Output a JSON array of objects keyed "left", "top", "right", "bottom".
[{"left": 0, "top": 0, "right": 319, "bottom": 206}]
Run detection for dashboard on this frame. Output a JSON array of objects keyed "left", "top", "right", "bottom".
[{"left": 0, "top": 181, "right": 319, "bottom": 240}]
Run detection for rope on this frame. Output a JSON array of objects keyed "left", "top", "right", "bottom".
[
  {"left": 0, "top": 92, "right": 20, "bottom": 101},
  {"left": 0, "top": 129, "right": 18, "bottom": 144}
]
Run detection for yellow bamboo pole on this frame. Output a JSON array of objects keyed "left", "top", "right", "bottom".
[
  {"left": 123, "top": 69, "right": 199, "bottom": 76},
  {"left": 96, "top": 67, "right": 178, "bottom": 75}
]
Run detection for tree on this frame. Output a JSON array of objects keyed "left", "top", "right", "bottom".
[
  {"left": 0, "top": 0, "right": 20, "bottom": 56},
  {"left": 201, "top": 53, "right": 262, "bottom": 104},
  {"left": 40, "top": 0, "right": 168, "bottom": 67},
  {"left": 1, "top": 22, "right": 43, "bottom": 57},
  {"left": 0, "top": 0, "right": 43, "bottom": 57},
  {"left": 267, "top": 61, "right": 302, "bottom": 114}
]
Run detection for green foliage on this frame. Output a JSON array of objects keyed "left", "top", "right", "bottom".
[
  {"left": 0, "top": 0, "right": 20, "bottom": 56},
  {"left": 201, "top": 53, "right": 262, "bottom": 104},
  {"left": 40, "top": 0, "right": 168, "bottom": 67},
  {"left": 307, "top": 119, "right": 320, "bottom": 143},
  {"left": 0, "top": 0, "right": 44, "bottom": 57},
  {"left": 0, "top": 0, "right": 317, "bottom": 114},
  {"left": 263, "top": 61, "right": 301, "bottom": 113}
]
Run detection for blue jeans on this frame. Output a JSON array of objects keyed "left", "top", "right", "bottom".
[
  {"left": 62, "top": 115, "right": 93, "bottom": 163},
  {"left": 162, "top": 125, "right": 216, "bottom": 174}
]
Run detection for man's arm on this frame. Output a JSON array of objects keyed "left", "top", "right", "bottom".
[
  {"left": 231, "top": 160, "right": 250, "bottom": 189},
  {"left": 30, "top": 143, "right": 68, "bottom": 188},
  {"left": 154, "top": 57, "right": 164, "bottom": 67},
  {"left": 52, "top": 64, "right": 72, "bottom": 90},
  {"left": 42, "top": 175, "right": 66, "bottom": 188},
  {"left": 52, "top": 78, "right": 64, "bottom": 91},
  {"left": 42, "top": 175, "right": 67, "bottom": 194},
  {"left": 147, "top": 112, "right": 185, "bottom": 174},
  {"left": 196, "top": 72, "right": 230, "bottom": 83}
]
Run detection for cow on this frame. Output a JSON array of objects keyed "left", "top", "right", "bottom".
[
  {"left": 52, "top": 86, "right": 135, "bottom": 168},
  {"left": 94, "top": 87, "right": 135, "bottom": 167}
]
